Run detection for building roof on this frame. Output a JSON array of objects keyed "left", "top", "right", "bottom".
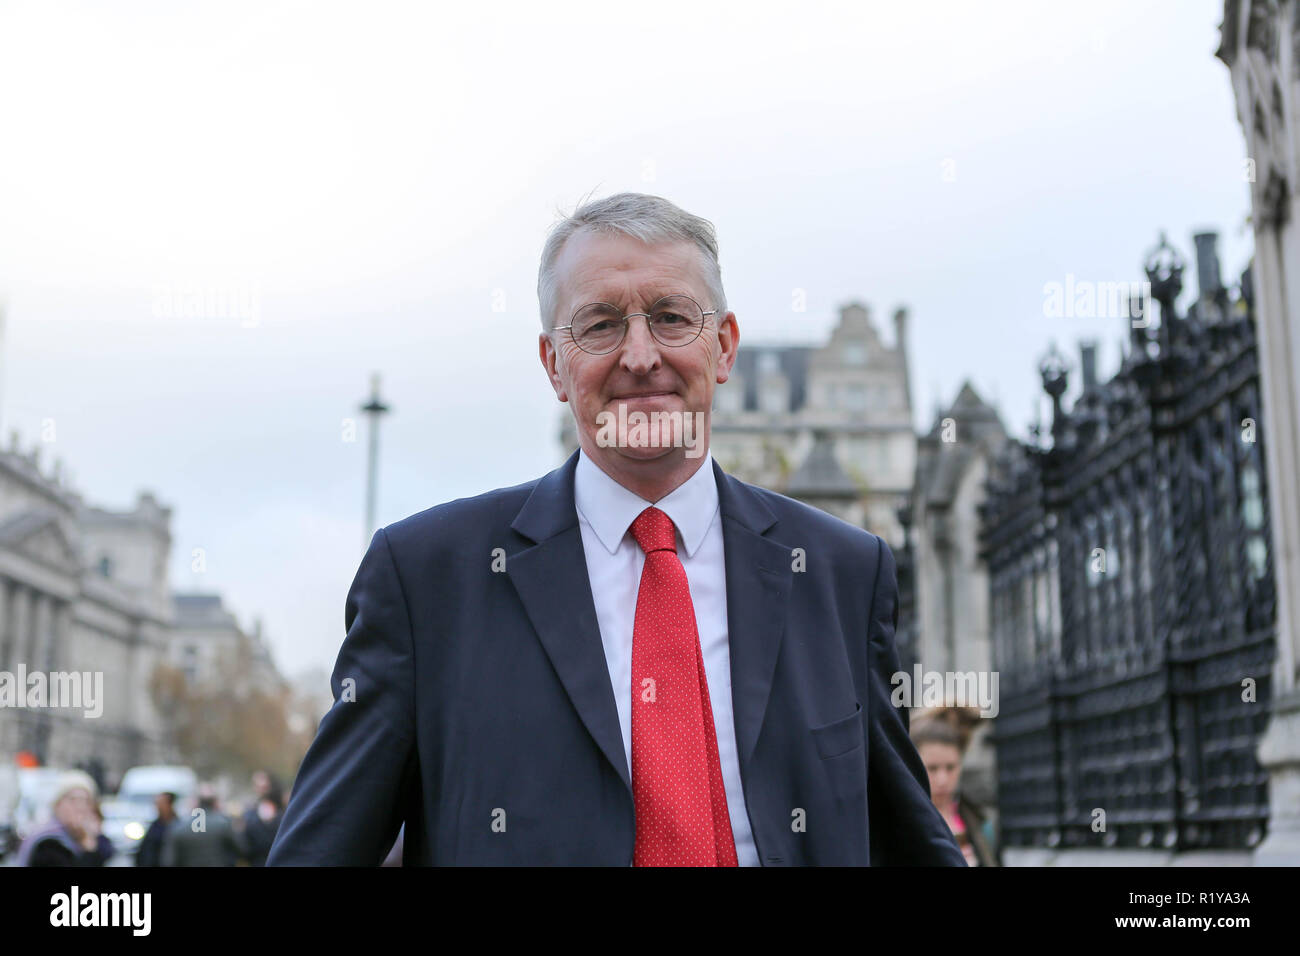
[
  {"left": 172, "top": 592, "right": 240, "bottom": 630},
  {"left": 785, "top": 433, "right": 860, "bottom": 497},
  {"left": 918, "top": 382, "right": 1007, "bottom": 508}
]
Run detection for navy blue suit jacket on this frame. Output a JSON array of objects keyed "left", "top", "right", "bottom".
[{"left": 269, "top": 452, "right": 966, "bottom": 866}]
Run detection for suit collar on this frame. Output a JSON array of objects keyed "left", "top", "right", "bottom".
[
  {"left": 574, "top": 449, "right": 719, "bottom": 558},
  {"left": 511, "top": 448, "right": 780, "bottom": 543},
  {"left": 507, "top": 446, "right": 792, "bottom": 790}
]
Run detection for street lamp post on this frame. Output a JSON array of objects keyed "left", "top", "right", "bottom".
[{"left": 360, "top": 373, "right": 391, "bottom": 548}]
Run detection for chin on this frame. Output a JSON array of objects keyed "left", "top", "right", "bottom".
[{"left": 614, "top": 445, "right": 677, "bottom": 462}]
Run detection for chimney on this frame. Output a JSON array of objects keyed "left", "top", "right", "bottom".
[
  {"left": 1080, "top": 339, "right": 1098, "bottom": 391},
  {"left": 893, "top": 307, "right": 908, "bottom": 352},
  {"left": 1193, "top": 231, "right": 1222, "bottom": 301}
]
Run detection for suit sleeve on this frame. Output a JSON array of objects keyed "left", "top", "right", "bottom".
[
  {"left": 865, "top": 535, "right": 968, "bottom": 866},
  {"left": 268, "top": 528, "right": 418, "bottom": 865}
]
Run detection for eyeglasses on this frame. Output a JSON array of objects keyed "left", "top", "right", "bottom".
[{"left": 552, "top": 294, "right": 716, "bottom": 355}]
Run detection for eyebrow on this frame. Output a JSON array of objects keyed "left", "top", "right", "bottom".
[{"left": 583, "top": 289, "right": 681, "bottom": 310}]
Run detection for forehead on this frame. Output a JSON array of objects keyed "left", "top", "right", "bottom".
[
  {"left": 555, "top": 230, "right": 707, "bottom": 307},
  {"left": 918, "top": 741, "right": 960, "bottom": 759}
]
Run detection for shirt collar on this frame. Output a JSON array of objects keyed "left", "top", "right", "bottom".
[{"left": 575, "top": 448, "right": 719, "bottom": 558}]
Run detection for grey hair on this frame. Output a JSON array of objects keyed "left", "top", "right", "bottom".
[{"left": 536, "top": 191, "right": 727, "bottom": 331}]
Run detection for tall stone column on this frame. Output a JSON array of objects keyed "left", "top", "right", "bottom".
[
  {"left": 27, "top": 593, "right": 55, "bottom": 762},
  {"left": 47, "top": 600, "right": 69, "bottom": 674},
  {"left": 27, "top": 593, "right": 50, "bottom": 677},
  {"left": 1219, "top": 0, "right": 1300, "bottom": 865},
  {"left": 0, "top": 579, "right": 11, "bottom": 753},
  {"left": 10, "top": 586, "right": 30, "bottom": 672},
  {"left": 7, "top": 586, "right": 33, "bottom": 756},
  {"left": 0, "top": 577, "right": 11, "bottom": 667}
]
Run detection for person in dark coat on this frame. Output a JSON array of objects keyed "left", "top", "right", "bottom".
[
  {"left": 18, "top": 771, "right": 114, "bottom": 867},
  {"left": 135, "top": 791, "right": 179, "bottom": 867},
  {"left": 162, "top": 785, "right": 244, "bottom": 866},
  {"left": 239, "top": 778, "right": 284, "bottom": 866}
]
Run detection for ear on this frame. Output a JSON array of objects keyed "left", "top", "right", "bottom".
[
  {"left": 539, "top": 332, "right": 568, "bottom": 403},
  {"left": 715, "top": 311, "right": 740, "bottom": 384}
]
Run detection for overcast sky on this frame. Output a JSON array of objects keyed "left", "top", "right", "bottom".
[{"left": 0, "top": 0, "right": 1253, "bottom": 679}]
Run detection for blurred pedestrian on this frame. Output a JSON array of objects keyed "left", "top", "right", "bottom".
[
  {"left": 161, "top": 783, "right": 244, "bottom": 866},
  {"left": 135, "top": 791, "right": 179, "bottom": 867},
  {"left": 240, "top": 774, "right": 284, "bottom": 866},
  {"left": 16, "top": 770, "right": 114, "bottom": 866},
  {"left": 911, "top": 714, "right": 999, "bottom": 867}
]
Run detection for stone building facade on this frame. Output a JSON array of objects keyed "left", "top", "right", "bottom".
[
  {"left": 0, "top": 431, "right": 287, "bottom": 791},
  {"left": 0, "top": 437, "right": 174, "bottom": 789}
]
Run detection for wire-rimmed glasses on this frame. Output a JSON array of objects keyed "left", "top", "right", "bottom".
[{"left": 552, "top": 294, "right": 716, "bottom": 355}]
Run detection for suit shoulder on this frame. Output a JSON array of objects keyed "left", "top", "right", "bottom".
[
  {"left": 736, "top": 477, "right": 884, "bottom": 553},
  {"left": 379, "top": 474, "right": 542, "bottom": 552}
]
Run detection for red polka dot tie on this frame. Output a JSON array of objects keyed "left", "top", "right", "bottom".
[{"left": 629, "top": 506, "right": 738, "bottom": 867}]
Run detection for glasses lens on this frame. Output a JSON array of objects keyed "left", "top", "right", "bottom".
[
  {"left": 571, "top": 304, "right": 625, "bottom": 353},
  {"left": 650, "top": 296, "right": 704, "bottom": 345}
]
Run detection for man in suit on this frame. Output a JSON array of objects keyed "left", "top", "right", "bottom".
[{"left": 269, "top": 192, "right": 966, "bottom": 866}]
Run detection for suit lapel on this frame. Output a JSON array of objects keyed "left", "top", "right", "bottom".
[
  {"left": 713, "top": 459, "right": 793, "bottom": 770},
  {"left": 506, "top": 451, "right": 631, "bottom": 792},
  {"left": 504, "top": 452, "right": 794, "bottom": 796}
]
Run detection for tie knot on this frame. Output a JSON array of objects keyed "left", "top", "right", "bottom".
[{"left": 631, "top": 507, "right": 677, "bottom": 555}]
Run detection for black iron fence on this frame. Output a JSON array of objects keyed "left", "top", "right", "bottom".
[{"left": 977, "top": 235, "right": 1276, "bottom": 852}]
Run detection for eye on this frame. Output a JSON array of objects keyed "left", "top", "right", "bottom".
[{"left": 574, "top": 304, "right": 623, "bottom": 335}]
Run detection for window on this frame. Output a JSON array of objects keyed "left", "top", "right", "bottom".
[
  {"left": 181, "top": 644, "right": 199, "bottom": 683},
  {"left": 760, "top": 382, "right": 787, "bottom": 414}
]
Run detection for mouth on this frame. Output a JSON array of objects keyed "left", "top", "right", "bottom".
[{"left": 612, "top": 390, "right": 677, "bottom": 400}]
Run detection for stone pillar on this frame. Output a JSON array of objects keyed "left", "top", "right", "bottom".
[
  {"left": 1219, "top": 0, "right": 1300, "bottom": 865},
  {"left": 28, "top": 593, "right": 50, "bottom": 677},
  {"left": 0, "top": 577, "right": 11, "bottom": 666},
  {"left": 47, "top": 600, "right": 70, "bottom": 675},
  {"left": 0, "top": 579, "right": 11, "bottom": 754},
  {"left": 7, "top": 586, "right": 34, "bottom": 756},
  {"left": 28, "top": 593, "right": 56, "bottom": 762},
  {"left": 10, "top": 586, "right": 30, "bottom": 672}
]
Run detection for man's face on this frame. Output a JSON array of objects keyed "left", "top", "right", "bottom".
[{"left": 539, "top": 230, "right": 738, "bottom": 467}]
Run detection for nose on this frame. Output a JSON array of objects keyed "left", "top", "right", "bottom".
[{"left": 618, "top": 314, "right": 662, "bottom": 375}]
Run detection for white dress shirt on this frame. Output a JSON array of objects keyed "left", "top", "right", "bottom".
[{"left": 574, "top": 448, "right": 759, "bottom": 866}]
